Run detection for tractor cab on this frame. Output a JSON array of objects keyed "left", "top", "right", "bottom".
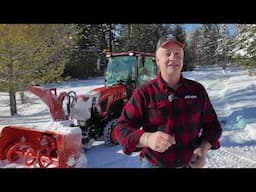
[{"left": 105, "top": 51, "right": 157, "bottom": 97}]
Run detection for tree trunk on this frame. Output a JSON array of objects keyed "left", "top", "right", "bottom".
[
  {"left": 108, "top": 24, "right": 112, "bottom": 52},
  {"left": 20, "top": 91, "right": 28, "bottom": 104},
  {"left": 9, "top": 88, "right": 17, "bottom": 116},
  {"left": 128, "top": 24, "right": 131, "bottom": 48},
  {"left": 8, "top": 62, "right": 17, "bottom": 116}
]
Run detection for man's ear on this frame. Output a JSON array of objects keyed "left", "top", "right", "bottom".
[
  {"left": 155, "top": 56, "right": 159, "bottom": 65},
  {"left": 156, "top": 58, "right": 160, "bottom": 70}
]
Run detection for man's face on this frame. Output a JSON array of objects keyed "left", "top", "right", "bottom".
[{"left": 156, "top": 43, "right": 184, "bottom": 78}]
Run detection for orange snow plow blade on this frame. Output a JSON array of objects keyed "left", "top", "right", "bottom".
[{"left": 0, "top": 125, "right": 82, "bottom": 168}]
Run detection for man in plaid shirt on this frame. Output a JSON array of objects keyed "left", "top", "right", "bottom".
[{"left": 113, "top": 34, "right": 222, "bottom": 168}]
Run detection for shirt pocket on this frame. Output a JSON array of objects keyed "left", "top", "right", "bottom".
[
  {"left": 185, "top": 98, "right": 202, "bottom": 121},
  {"left": 146, "top": 102, "right": 168, "bottom": 130}
]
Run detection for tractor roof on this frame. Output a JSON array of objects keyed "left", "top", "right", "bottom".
[{"left": 107, "top": 51, "right": 155, "bottom": 57}]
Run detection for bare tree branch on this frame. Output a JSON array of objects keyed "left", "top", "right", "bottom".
[
  {"left": 0, "top": 79, "right": 8, "bottom": 83},
  {"left": 0, "top": 70, "right": 8, "bottom": 75},
  {"left": 14, "top": 68, "right": 40, "bottom": 76}
]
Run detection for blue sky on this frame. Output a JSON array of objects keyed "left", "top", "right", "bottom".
[
  {"left": 183, "top": 24, "right": 201, "bottom": 32},
  {"left": 183, "top": 24, "right": 238, "bottom": 36}
]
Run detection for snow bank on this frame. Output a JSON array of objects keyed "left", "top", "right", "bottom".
[{"left": 21, "top": 120, "right": 82, "bottom": 135}]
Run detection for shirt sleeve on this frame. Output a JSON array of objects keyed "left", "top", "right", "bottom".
[
  {"left": 113, "top": 88, "right": 146, "bottom": 155},
  {"left": 199, "top": 85, "right": 223, "bottom": 149}
]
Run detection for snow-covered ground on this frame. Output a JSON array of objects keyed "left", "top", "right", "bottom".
[{"left": 1, "top": 67, "right": 256, "bottom": 168}]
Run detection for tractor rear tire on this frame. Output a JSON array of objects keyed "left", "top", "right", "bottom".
[{"left": 103, "top": 119, "right": 118, "bottom": 146}]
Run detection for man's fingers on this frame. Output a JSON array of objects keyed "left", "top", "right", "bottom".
[
  {"left": 190, "top": 154, "right": 199, "bottom": 163},
  {"left": 150, "top": 131, "right": 176, "bottom": 152},
  {"left": 158, "top": 132, "right": 176, "bottom": 145},
  {"left": 155, "top": 144, "right": 169, "bottom": 153},
  {"left": 158, "top": 132, "right": 169, "bottom": 139},
  {"left": 166, "top": 135, "right": 176, "bottom": 145}
]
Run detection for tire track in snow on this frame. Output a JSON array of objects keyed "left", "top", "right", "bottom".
[
  {"left": 205, "top": 72, "right": 231, "bottom": 119},
  {"left": 207, "top": 147, "right": 256, "bottom": 168}
]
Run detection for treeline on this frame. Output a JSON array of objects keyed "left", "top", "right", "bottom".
[
  {"left": 63, "top": 24, "right": 188, "bottom": 79},
  {"left": 0, "top": 24, "right": 256, "bottom": 115},
  {"left": 63, "top": 24, "right": 256, "bottom": 80}
]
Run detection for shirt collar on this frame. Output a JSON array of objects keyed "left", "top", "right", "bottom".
[{"left": 157, "top": 72, "right": 188, "bottom": 91}]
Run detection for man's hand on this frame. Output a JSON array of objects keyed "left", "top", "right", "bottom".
[
  {"left": 189, "top": 141, "right": 211, "bottom": 168},
  {"left": 140, "top": 131, "right": 176, "bottom": 153}
]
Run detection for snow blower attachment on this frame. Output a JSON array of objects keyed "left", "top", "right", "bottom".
[
  {"left": 28, "top": 84, "right": 125, "bottom": 149},
  {"left": 0, "top": 125, "right": 82, "bottom": 168},
  {"left": 28, "top": 86, "right": 68, "bottom": 121}
]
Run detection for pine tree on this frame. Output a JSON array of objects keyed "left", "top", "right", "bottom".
[
  {"left": 187, "top": 28, "right": 205, "bottom": 67},
  {"left": 232, "top": 24, "right": 256, "bottom": 74},
  {"left": 171, "top": 24, "right": 192, "bottom": 71},
  {"left": 0, "top": 24, "right": 76, "bottom": 116},
  {"left": 118, "top": 24, "right": 166, "bottom": 52},
  {"left": 172, "top": 24, "right": 186, "bottom": 44},
  {"left": 63, "top": 24, "right": 119, "bottom": 79},
  {"left": 215, "top": 24, "right": 231, "bottom": 69}
]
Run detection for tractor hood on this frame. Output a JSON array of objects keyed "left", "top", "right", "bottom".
[
  {"left": 73, "top": 84, "right": 127, "bottom": 124},
  {"left": 91, "top": 84, "right": 127, "bottom": 100}
]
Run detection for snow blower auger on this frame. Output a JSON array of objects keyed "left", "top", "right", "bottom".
[
  {"left": 0, "top": 124, "right": 83, "bottom": 168},
  {"left": 26, "top": 51, "right": 158, "bottom": 151}
]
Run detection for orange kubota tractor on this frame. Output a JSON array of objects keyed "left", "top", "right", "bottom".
[{"left": 0, "top": 51, "right": 157, "bottom": 167}]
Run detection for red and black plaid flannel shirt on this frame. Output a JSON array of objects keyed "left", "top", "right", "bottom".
[{"left": 113, "top": 73, "right": 222, "bottom": 168}]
